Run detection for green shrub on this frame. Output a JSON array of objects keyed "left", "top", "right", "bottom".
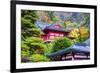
[
  {"left": 21, "top": 50, "right": 30, "bottom": 57},
  {"left": 29, "top": 43, "right": 47, "bottom": 54},
  {"left": 44, "top": 43, "right": 53, "bottom": 55},
  {"left": 27, "top": 28, "right": 42, "bottom": 37},
  {"left": 21, "top": 41, "right": 29, "bottom": 50},
  {"left": 53, "top": 37, "right": 73, "bottom": 52},
  {"left": 30, "top": 43, "right": 46, "bottom": 49},
  {"left": 31, "top": 54, "right": 50, "bottom": 62},
  {"left": 21, "top": 41, "right": 30, "bottom": 57},
  {"left": 25, "top": 37, "right": 43, "bottom": 45},
  {"left": 76, "top": 36, "right": 89, "bottom": 43}
]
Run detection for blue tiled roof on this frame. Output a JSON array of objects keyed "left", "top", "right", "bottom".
[
  {"left": 35, "top": 22, "right": 53, "bottom": 30},
  {"left": 48, "top": 39, "right": 90, "bottom": 58},
  {"left": 36, "top": 21, "right": 72, "bottom": 32},
  {"left": 84, "top": 39, "right": 90, "bottom": 46}
]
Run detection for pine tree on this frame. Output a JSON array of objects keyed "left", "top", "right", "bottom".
[
  {"left": 21, "top": 10, "right": 51, "bottom": 62},
  {"left": 21, "top": 10, "right": 43, "bottom": 62},
  {"left": 21, "top": 10, "right": 42, "bottom": 38}
]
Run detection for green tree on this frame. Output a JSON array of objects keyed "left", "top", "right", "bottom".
[
  {"left": 47, "top": 11, "right": 59, "bottom": 24},
  {"left": 21, "top": 10, "right": 43, "bottom": 61},
  {"left": 21, "top": 10, "right": 42, "bottom": 38}
]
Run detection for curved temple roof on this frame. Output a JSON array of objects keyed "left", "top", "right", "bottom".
[
  {"left": 48, "top": 39, "right": 90, "bottom": 58},
  {"left": 36, "top": 21, "right": 73, "bottom": 32}
]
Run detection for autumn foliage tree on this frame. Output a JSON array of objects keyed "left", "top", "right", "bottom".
[
  {"left": 68, "top": 28, "right": 79, "bottom": 43},
  {"left": 68, "top": 25, "right": 89, "bottom": 43},
  {"left": 78, "top": 25, "right": 90, "bottom": 42}
]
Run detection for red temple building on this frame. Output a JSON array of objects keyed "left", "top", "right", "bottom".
[
  {"left": 36, "top": 22, "right": 73, "bottom": 42},
  {"left": 40, "top": 24, "right": 71, "bottom": 42}
]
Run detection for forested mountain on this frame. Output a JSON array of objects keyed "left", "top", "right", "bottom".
[{"left": 36, "top": 11, "right": 90, "bottom": 28}]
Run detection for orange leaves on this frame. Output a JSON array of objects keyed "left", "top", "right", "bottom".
[{"left": 79, "top": 26, "right": 89, "bottom": 38}]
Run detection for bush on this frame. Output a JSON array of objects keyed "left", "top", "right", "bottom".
[
  {"left": 44, "top": 43, "right": 53, "bottom": 55},
  {"left": 31, "top": 54, "right": 50, "bottom": 62},
  {"left": 21, "top": 41, "right": 30, "bottom": 57},
  {"left": 52, "top": 37, "right": 73, "bottom": 52},
  {"left": 21, "top": 41, "right": 29, "bottom": 50},
  {"left": 21, "top": 50, "right": 30, "bottom": 57},
  {"left": 27, "top": 28, "right": 42, "bottom": 37},
  {"left": 76, "top": 36, "right": 89, "bottom": 43},
  {"left": 30, "top": 43, "right": 46, "bottom": 49},
  {"left": 30, "top": 43, "right": 47, "bottom": 54},
  {"left": 25, "top": 37, "right": 43, "bottom": 45}
]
